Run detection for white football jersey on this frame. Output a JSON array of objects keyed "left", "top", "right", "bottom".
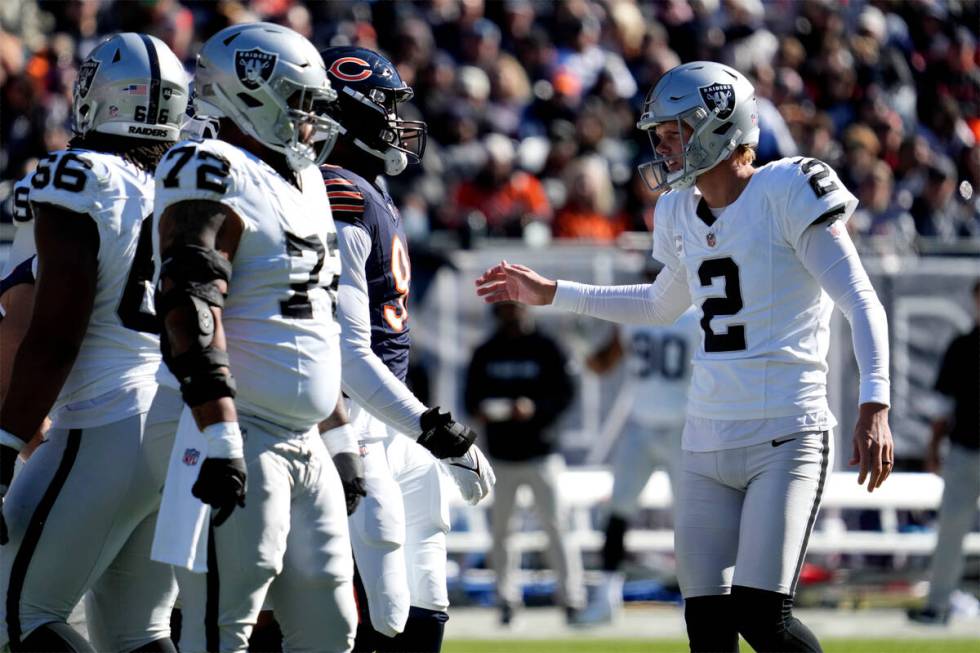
[
  {"left": 652, "top": 157, "right": 858, "bottom": 424},
  {"left": 25, "top": 149, "right": 162, "bottom": 427},
  {"left": 154, "top": 139, "right": 342, "bottom": 433},
  {"left": 623, "top": 307, "right": 699, "bottom": 428}
]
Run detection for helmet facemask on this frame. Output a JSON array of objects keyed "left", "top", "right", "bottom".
[
  {"left": 338, "top": 85, "right": 427, "bottom": 176},
  {"left": 638, "top": 104, "right": 741, "bottom": 192}
]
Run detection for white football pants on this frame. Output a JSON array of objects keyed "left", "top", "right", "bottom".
[
  {"left": 348, "top": 410, "right": 450, "bottom": 638},
  {"left": 175, "top": 415, "right": 356, "bottom": 653},
  {"left": 0, "top": 387, "right": 181, "bottom": 652},
  {"left": 675, "top": 431, "right": 832, "bottom": 598}
]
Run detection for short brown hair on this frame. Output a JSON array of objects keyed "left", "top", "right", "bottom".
[{"left": 733, "top": 144, "right": 757, "bottom": 166}]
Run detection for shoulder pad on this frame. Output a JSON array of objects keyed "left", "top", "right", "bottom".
[
  {"left": 779, "top": 157, "right": 857, "bottom": 246},
  {"left": 155, "top": 140, "right": 235, "bottom": 207},
  {"left": 321, "top": 168, "right": 366, "bottom": 224},
  {"left": 27, "top": 150, "right": 109, "bottom": 216}
]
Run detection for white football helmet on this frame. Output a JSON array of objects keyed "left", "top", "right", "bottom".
[
  {"left": 73, "top": 33, "right": 188, "bottom": 142},
  {"left": 636, "top": 61, "right": 759, "bottom": 191},
  {"left": 194, "top": 22, "right": 340, "bottom": 170}
]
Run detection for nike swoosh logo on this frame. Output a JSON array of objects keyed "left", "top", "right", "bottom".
[
  {"left": 772, "top": 437, "right": 796, "bottom": 447},
  {"left": 449, "top": 459, "right": 480, "bottom": 475}
]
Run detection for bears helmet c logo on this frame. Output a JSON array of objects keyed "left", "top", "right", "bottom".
[{"left": 328, "top": 57, "right": 372, "bottom": 83}]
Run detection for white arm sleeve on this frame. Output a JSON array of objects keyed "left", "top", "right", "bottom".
[
  {"left": 797, "top": 222, "right": 890, "bottom": 406},
  {"left": 336, "top": 224, "right": 427, "bottom": 435},
  {"left": 551, "top": 263, "right": 692, "bottom": 325}
]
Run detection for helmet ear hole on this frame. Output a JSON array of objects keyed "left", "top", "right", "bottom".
[{"left": 79, "top": 104, "right": 90, "bottom": 116}]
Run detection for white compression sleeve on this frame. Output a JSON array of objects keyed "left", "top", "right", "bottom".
[
  {"left": 797, "top": 221, "right": 890, "bottom": 406},
  {"left": 551, "top": 263, "right": 692, "bottom": 325},
  {"left": 336, "top": 224, "right": 427, "bottom": 435}
]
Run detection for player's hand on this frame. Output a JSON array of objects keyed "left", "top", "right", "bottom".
[
  {"left": 192, "top": 457, "right": 247, "bottom": 526},
  {"left": 475, "top": 260, "right": 557, "bottom": 305},
  {"left": 332, "top": 452, "right": 367, "bottom": 515},
  {"left": 1, "top": 443, "right": 17, "bottom": 545},
  {"left": 849, "top": 402, "right": 893, "bottom": 493},
  {"left": 417, "top": 407, "right": 477, "bottom": 459},
  {"left": 444, "top": 444, "right": 495, "bottom": 505}
]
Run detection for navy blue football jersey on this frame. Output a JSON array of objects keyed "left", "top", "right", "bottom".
[{"left": 322, "top": 165, "right": 412, "bottom": 381}]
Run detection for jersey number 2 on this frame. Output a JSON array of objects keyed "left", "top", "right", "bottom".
[{"left": 697, "top": 257, "right": 746, "bottom": 353}]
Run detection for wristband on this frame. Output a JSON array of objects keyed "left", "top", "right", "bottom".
[
  {"left": 0, "top": 428, "right": 25, "bottom": 453},
  {"left": 201, "top": 422, "right": 244, "bottom": 459},
  {"left": 322, "top": 423, "right": 359, "bottom": 457}
]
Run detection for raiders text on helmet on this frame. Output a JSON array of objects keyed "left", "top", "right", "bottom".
[
  {"left": 73, "top": 33, "right": 188, "bottom": 142},
  {"left": 194, "top": 23, "right": 340, "bottom": 170},
  {"left": 637, "top": 61, "right": 759, "bottom": 192},
  {"left": 319, "top": 46, "right": 427, "bottom": 176}
]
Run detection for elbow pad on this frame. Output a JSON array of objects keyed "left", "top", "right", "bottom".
[{"left": 156, "top": 245, "right": 237, "bottom": 407}]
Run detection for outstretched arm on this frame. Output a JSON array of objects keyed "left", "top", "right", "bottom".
[
  {"left": 475, "top": 260, "right": 692, "bottom": 325},
  {"left": 336, "top": 223, "right": 474, "bottom": 458},
  {"left": 797, "top": 220, "right": 893, "bottom": 492},
  {"left": 336, "top": 224, "right": 428, "bottom": 435}
]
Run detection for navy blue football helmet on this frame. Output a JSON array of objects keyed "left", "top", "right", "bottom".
[{"left": 320, "top": 46, "right": 426, "bottom": 175}]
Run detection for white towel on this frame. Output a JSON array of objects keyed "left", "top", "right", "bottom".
[{"left": 151, "top": 406, "right": 210, "bottom": 573}]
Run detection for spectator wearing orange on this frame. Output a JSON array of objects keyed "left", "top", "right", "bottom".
[
  {"left": 452, "top": 134, "right": 551, "bottom": 237},
  {"left": 553, "top": 155, "right": 625, "bottom": 242}
]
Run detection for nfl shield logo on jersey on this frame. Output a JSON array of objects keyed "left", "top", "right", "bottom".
[
  {"left": 182, "top": 448, "right": 201, "bottom": 466},
  {"left": 699, "top": 83, "right": 736, "bottom": 120},
  {"left": 76, "top": 59, "right": 101, "bottom": 98},
  {"left": 706, "top": 231, "right": 717, "bottom": 247},
  {"left": 235, "top": 48, "right": 277, "bottom": 90}
]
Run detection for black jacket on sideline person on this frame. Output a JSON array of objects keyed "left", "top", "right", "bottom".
[{"left": 464, "top": 305, "right": 574, "bottom": 462}]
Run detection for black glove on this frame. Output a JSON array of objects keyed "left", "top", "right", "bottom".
[
  {"left": 1, "top": 444, "right": 16, "bottom": 546},
  {"left": 332, "top": 452, "right": 367, "bottom": 516},
  {"left": 192, "top": 457, "right": 247, "bottom": 527},
  {"left": 417, "top": 407, "right": 477, "bottom": 459}
]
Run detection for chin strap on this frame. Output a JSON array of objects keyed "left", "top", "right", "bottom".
[{"left": 353, "top": 137, "right": 408, "bottom": 176}]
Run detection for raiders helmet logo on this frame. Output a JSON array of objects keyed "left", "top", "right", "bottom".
[
  {"left": 699, "top": 83, "right": 736, "bottom": 120},
  {"left": 76, "top": 59, "right": 101, "bottom": 98},
  {"left": 235, "top": 48, "right": 277, "bottom": 90}
]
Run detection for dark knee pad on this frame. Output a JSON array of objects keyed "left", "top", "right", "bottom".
[
  {"left": 375, "top": 607, "right": 448, "bottom": 653},
  {"left": 601, "top": 514, "right": 629, "bottom": 572},
  {"left": 13, "top": 622, "right": 94, "bottom": 653},
  {"left": 684, "top": 595, "right": 739, "bottom": 653},
  {"left": 127, "top": 637, "right": 178, "bottom": 653},
  {"left": 732, "top": 585, "right": 822, "bottom": 653}
]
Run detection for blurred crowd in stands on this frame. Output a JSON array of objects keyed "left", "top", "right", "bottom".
[{"left": 2, "top": 0, "right": 979, "bottom": 256}]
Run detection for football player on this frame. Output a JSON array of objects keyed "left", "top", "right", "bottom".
[
  {"left": 318, "top": 46, "right": 494, "bottom": 652},
  {"left": 476, "top": 61, "right": 893, "bottom": 653},
  {"left": 579, "top": 303, "right": 699, "bottom": 624},
  {"left": 151, "top": 23, "right": 355, "bottom": 652},
  {"left": 0, "top": 33, "right": 188, "bottom": 653},
  {"left": 0, "top": 178, "right": 47, "bottom": 465}
]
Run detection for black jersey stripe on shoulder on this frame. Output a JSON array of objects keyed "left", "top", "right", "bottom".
[{"left": 810, "top": 203, "right": 847, "bottom": 227}]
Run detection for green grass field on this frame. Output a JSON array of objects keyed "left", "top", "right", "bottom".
[{"left": 443, "top": 640, "right": 980, "bottom": 653}]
